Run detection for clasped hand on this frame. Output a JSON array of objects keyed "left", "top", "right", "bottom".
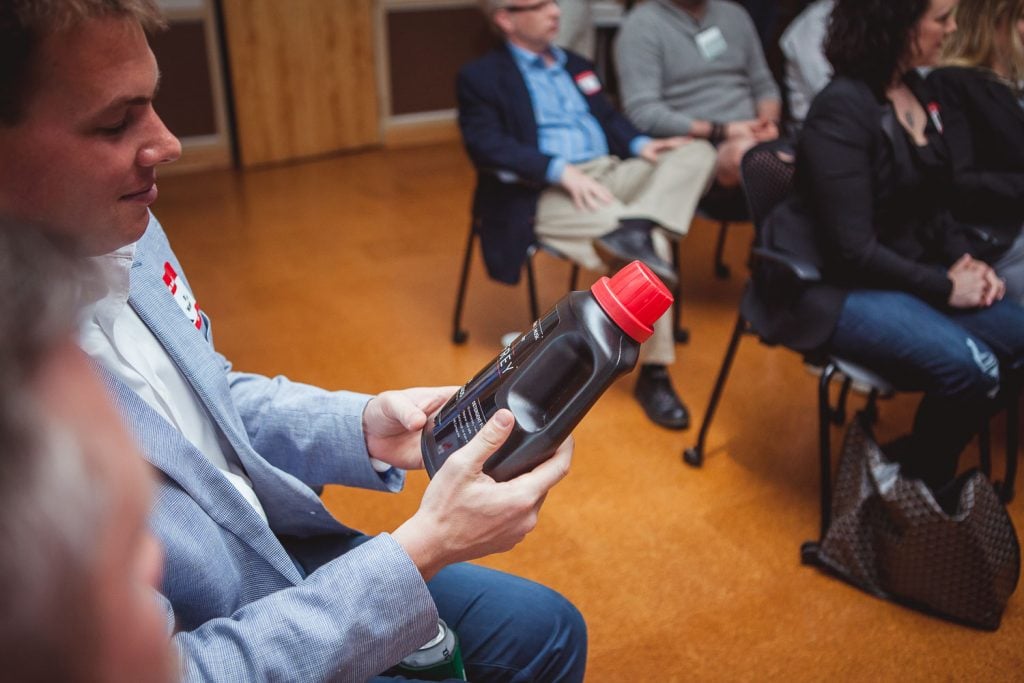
[{"left": 947, "top": 253, "right": 1005, "bottom": 308}]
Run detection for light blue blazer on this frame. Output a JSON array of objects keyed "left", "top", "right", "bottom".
[{"left": 101, "top": 215, "right": 438, "bottom": 682}]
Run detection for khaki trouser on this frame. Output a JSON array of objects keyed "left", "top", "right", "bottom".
[{"left": 535, "top": 140, "right": 717, "bottom": 365}]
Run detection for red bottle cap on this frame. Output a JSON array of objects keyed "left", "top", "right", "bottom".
[{"left": 590, "top": 261, "right": 674, "bottom": 342}]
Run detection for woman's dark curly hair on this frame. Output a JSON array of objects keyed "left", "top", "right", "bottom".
[{"left": 825, "top": 0, "right": 930, "bottom": 97}]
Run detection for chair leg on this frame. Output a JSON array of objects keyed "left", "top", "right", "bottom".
[
  {"left": 801, "top": 360, "right": 839, "bottom": 567},
  {"left": 832, "top": 375, "right": 852, "bottom": 425},
  {"left": 979, "top": 419, "right": 992, "bottom": 479},
  {"left": 864, "top": 389, "right": 880, "bottom": 425},
  {"left": 569, "top": 263, "right": 580, "bottom": 292},
  {"left": 683, "top": 312, "right": 747, "bottom": 467},
  {"left": 713, "top": 220, "right": 730, "bottom": 279},
  {"left": 672, "top": 243, "right": 689, "bottom": 343},
  {"left": 452, "top": 228, "right": 476, "bottom": 344},
  {"left": 1002, "top": 380, "right": 1020, "bottom": 503},
  {"left": 817, "top": 362, "right": 838, "bottom": 539}
]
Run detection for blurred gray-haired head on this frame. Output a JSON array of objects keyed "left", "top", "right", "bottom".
[{"left": 0, "top": 224, "right": 111, "bottom": 681}]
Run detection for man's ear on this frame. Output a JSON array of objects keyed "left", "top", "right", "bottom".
[{"left": 493, "top": 11, "right": 514, "bottom": 37}]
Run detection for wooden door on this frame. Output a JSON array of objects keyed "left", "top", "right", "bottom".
[{"left": 220, "top": 0, "right": 380, "bottom": 167}]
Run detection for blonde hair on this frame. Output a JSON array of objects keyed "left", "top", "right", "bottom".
[{"left": 941, "top": 0, "right": 1024, "bottom": 86}]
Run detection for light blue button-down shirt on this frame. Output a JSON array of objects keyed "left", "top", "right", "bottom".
[{"left": 508, "top": 43, "right": 649, "bottom": 184}]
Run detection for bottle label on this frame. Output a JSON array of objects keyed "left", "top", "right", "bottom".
[{"left": 430, "top": 309, "right": 560, "bottom": 457}]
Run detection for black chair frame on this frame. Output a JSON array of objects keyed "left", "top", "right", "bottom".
[
  {"left": 671, "top": 186, "right": 752, "bottom": 345},
  {"left": 452, "top": 221, "right": 579, "bottom": 344}
]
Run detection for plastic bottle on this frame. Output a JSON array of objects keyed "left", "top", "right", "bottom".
[{"left": 421, "top": 260, "right": 673, "bottom": 482}]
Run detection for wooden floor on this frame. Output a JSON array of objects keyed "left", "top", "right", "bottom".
[{"left": 156, "top": 142, "right": 1024, "bottom": 681}]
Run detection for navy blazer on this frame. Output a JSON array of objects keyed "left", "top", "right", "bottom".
[
  {"left": 928, "top": 65, "right": 1024, "bottom": 260},
  {"left": 456, "top": 45, "right": 641, "bottom": 284}
]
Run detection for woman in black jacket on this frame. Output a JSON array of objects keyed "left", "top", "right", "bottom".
[
  {"left": 929, "top": 0, "right": 1024, "bottom": 302},
  {"left": 758, "top": 0, "right": 1024, "bottom": 491}
]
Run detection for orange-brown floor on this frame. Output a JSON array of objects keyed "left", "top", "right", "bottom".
[{"left": 156, "top": 142, "right": 1024, "bottom": 681}]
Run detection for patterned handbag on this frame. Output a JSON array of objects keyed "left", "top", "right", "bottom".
[{"left": 814, "top": 412, "right": 1020, "bottom": 630}]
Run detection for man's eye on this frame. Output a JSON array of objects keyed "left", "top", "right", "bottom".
[{"left": 98, "top": 119, "right": 129, "bottom": 135}]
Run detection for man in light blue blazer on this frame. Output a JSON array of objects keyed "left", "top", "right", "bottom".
[{"left": 0, "top": 1, "right": 586, "bottom": 681}]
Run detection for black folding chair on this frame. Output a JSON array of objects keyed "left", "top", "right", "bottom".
[
  {"left": 698, "top": 185, "right": 751, "bottom": 281},
  {"left": 666, "top": 185, "right": 750, "bottom": 345},
  {"left": 452, "top": 219, "right": 579, "bottom": 344},
  {"left": 452, "top": 171, "right": 580, "bottom": 344}
]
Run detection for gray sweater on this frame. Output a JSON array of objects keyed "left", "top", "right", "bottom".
[{"left": 615, "top": 0, "right": 780, "bottom": 136}]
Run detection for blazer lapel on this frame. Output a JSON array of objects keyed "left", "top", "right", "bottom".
[
  {"left": 498, "top": 46, "right": 539, "bottom": 147},
  {"left": 128, "top": 258, "right": 249, "bottom": 448},
  {"left": 100, "top": 368, "right": 305, "bottom": 584},
  {"left": 127, "top": 235, "right": 355, "bottom": 539}
]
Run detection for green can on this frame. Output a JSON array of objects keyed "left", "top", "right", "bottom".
[{"left": 395, "top": 619, "right": 466, "bottom": 681}]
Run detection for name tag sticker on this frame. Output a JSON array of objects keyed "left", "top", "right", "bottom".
[
  {"left": 163, "top": 262, "right": 203, "bottom": 331},
  {"left": 695, "top": 26, "right": 727, "bottom": 62},
  {"left": 574, "top": 70, "right": 602, "bottom": 96}
]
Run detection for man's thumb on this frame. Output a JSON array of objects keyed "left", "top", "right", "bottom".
[{"left": 449, "top": 409, "right": 515, "bottom": 473}]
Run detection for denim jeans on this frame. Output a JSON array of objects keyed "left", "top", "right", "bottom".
[
  {"left": 285, "top": 533, "right": 587, "bottom": 682},
  {"left": 829, "top": 290, "right": 1024, "bottom": 488},
  {"left": 373, "top": 562, "right": 588, "bottom": 682}
]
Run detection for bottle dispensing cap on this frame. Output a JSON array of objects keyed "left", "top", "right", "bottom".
[{"left": 590, "top": 261, "right": 674, "bottom": 342}]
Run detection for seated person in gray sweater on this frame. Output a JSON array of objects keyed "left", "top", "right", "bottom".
[{"left": 615, "top": 0, "right": 782, "bottom": 187}]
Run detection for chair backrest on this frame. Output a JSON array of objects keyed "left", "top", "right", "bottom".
[{"left": 739, "top": 139, "right": 797, "bottom": 228}]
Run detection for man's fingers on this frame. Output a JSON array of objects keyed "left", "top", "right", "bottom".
[
  {"left": 591, "top": 184, "right": 613, "bottom": 206},
  {"left": 448, "top": 409, "right": 515, "bottom": 473},
  {"left": 571, "top": 189, "right": 587, "bottom": 212},
  {"left": 418, "top": 386, "right": 459, "bottom": 418},
  {"left": 577, "top": 184, "right": 612, "bottom": 211},
  {"left": 507, "top": 435, "right": 573, "bottom": 496},
  {"left": 382, "top": 391, "right": 429, "bottom": 431}
]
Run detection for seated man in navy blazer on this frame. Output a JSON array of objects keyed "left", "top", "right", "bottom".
[
  {"left": 0, "top": 1, "right": 585, "bottom": 680},
  {"left": 459, "top": 0, "right": 717, "bottom": 429}
]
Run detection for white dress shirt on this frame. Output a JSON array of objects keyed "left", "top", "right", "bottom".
[{"left": 79, "top": 243, "right": 270, "bottom": 522}]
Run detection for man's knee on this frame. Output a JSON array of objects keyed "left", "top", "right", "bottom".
[
  {"left": 719, "top": 138, "right": 754, "bottom": 171},
  {"left": 659, "top": 139, "right": 717, "bottom": 173},
  {"left": 528, "top": 588, "right": 588, "bottom": 682}
]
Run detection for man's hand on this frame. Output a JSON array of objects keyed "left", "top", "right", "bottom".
[
  {"left": 363, "top": 387, "right": 458, "bottom": 470},
  {"left": 723, "top": 119, "right": 760, "bottom": 140},
  {"left": 751, "top": 118, "right": 780, "bottom": 142},
  {"left": 947, "top": 254, "right": 1005, "bottom": 308},
  {"left": 392, "top": 409, "right": 573, "bottom": 581},
  {"left": 559, "top": 164, "right": 615, "bottom": 211},
  {"left": 638, "top": 136, "right": 690, "bottom": 163}
]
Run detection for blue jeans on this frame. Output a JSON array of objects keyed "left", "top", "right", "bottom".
[
  {"left": 829, "top": 290, "right": 1024, "bottom": 487},
  {"left": 374, "top": 563, "right": 588, "bottom": 682}
]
